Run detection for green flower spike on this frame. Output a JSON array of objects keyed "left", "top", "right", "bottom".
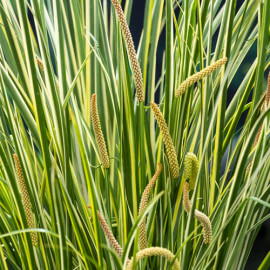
[{"left": 184, "top": 152, "right": 199, "bottom": 190}]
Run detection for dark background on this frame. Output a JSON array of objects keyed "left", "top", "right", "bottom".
[{"left": 127, "top": 1, "right": 270, "bottom": 269}]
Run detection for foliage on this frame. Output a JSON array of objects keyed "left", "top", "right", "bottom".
[{"left": 0, "top": 0, "right": 269, "bottom": 269}]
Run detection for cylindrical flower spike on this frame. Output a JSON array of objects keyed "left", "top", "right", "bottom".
[
  {"left": 183, "top": 152, "right": 199, "bottom": 190},
  {"left": 111, "top": 0, "right": 144, "bottom": 102},
  {"left": 36, "top": 57, "right": 60, "bottom": 91},
  {"left": 265, "top": 72, "right": 270, "bottom": 109},
  {"left": 126, "top": 247, "right": 181, "bottom": 270},
  {"left": 183, "top": 181, "right": 191, "bottom": 213},
  {"left": 36, "top": 57, "right": 44, "bottom": 70},
  {"left": 247, "top": 72, "right": 270, "bottom": 172},
  {"left": 247, "top": 122, "right": 264, "bottom": 173},
  {"left": 183, "top": 182, "right": 212, "bottom": 244},
  {"left": 91, "top": 94, "right": 110, "bottom": 168},
  {"left": 138, "top": 163, "right": 162, "bottom": 250},
  {"left": 194, "top": 209, "right": 212, "bottom": 244},
  {"left": 150, "top": 102, "right": 179, "bottom": 178},
  {"left": 175, "top": 57, "right": 228, "bottom": 97},
  {"left": 259, "top": 72, "right": 270, "bottom": 112},
  {"left": 88, "top": 206, "right": 123, "bottom": 257},
  {"left": 13, "top": 154, "right": 38, "bottom": 247}
]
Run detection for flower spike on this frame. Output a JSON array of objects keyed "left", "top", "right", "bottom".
[
  {"left": 138, "top": 163, "right": 162, "bottom": 250},
  {"left": 126, "top": 247, "right": 181, "bottom": 270},
  {"left": 183, "top": 152, "right": 199, "bottom": 190},
  {"left": 266, "top": 72, "right": 270, "bottom": 103},
  {"left": 91, "top": 94, "right": 110, "bottom": 168},
  {"left": 13, "top": 154, "right": 38, "bottom": 247},
  {"left": 175, "top": 57, "right": 227, "bottom": 97},
  {"left": 36, "top": 56, "right": 60, "bottom": 91},
  {"left": 88, "top": 206, "right": 123, "bottom": 257},
  {"left": 247, "top": 72, "right": 270, "bottom": 172},
  {"left": 111, "top": 0, "right": 144, "bottom": 102},
  {"left": 183, "top": 182, "right": 212, "bottom": 244},
  {"left": 36, "top": 57, "right": 44, "bottom": 70},
  {"left": 150, "top": 102, "right": 179, "bottom": 178}
]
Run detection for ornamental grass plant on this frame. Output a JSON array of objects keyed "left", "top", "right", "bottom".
[{"left": 0, "top": 0, "right": 269, "bottom": 269}]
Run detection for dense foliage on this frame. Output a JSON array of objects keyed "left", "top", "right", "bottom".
[{"left": 0, "top": 0, "right": 269, "bottom": 269}]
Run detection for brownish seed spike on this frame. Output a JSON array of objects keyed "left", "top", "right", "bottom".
[
  {"left": 36, "top": 57, "right": 44, "bottom": 70},
  {"left": 138, "top": 163, "right": 162, "bottom": 250},
  {"left": 88, "top": 205, "right": 123, "bottom": 257},
  {"left": 175, "top": 57, "right": 227, "bottom": 97},
  {"left": 247, "top": 72, "right": 270, "bottom": 172},
  {"left": 265, "top": 72, "right": 270, "bottom": 107},
  {"left": 91, "top": 94, "right": 110, "bottom": 168},
  {"left": 126, "top": 247, "right": 181, "bottom": 270},
  {"left": 13, "top": 154, "right": 38, "bottom": 247},
  {"left": 183, "top": 182, "right": 191, "bottom": 213},
  {"left": 183, "top": 182, "right": 212, "bottom": 244},
  {"left": 111, "top": 0, "right": 144, "bottom": 102},
  {"left": 150, "top": 102, "right": 179, "bottom": 178},
  {"left": 36, "top": 57, "right": 60, "bottom": 91}
]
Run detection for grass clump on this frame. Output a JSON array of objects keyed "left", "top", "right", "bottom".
[{"left": 0, "top": 0, "right": 269, "bottom": 269}]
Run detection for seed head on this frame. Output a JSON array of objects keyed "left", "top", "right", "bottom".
[
  {"left": 194, "top": 209, "right": 212, "bottom": 244},
  {"left": 183, "top": 181, "right": 191, "bottom": 213},
  {"left": 91, "top": 94, "right": 110, "bottom": 168},
  {"left": 175, "top": 57, "right": 227, "bottom": 97},
  {"left": 263, "top": 72, "right": 270, "bottom": 110},
  {"left": 111, "top": 0, "right": 144, "bottom": 102},
  {"left": 126, "top": 247, "right": 181, "bottom": 270},
  {"left": 36, "top": 57, "right": 60, "bottom": 91},
  {"left": 36, "top": 57, "right": 44, "bottom": 70},
  {"left": 247, "top": 122, "right": 264, "bottom": 173},
  {"left": 88, "top": 206, "right": 123, "bottom": 257},
  {"left": 247, "top": 72, "right": 270, "bottom": 172},
  {"left": 184, "top": 152, "right": 199, "bottom": 190},
  {"left": 13, "top": 154, "right": 38, "bottom": 247},
  {"left": 183, "top": 182, "right": 212, "bottom": 244},
  {"left": 138, "top": 163, "right": 162, "bottom": 250},
  {"left": 150, "top": 102, "right": 179, "bottom": 178}
]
